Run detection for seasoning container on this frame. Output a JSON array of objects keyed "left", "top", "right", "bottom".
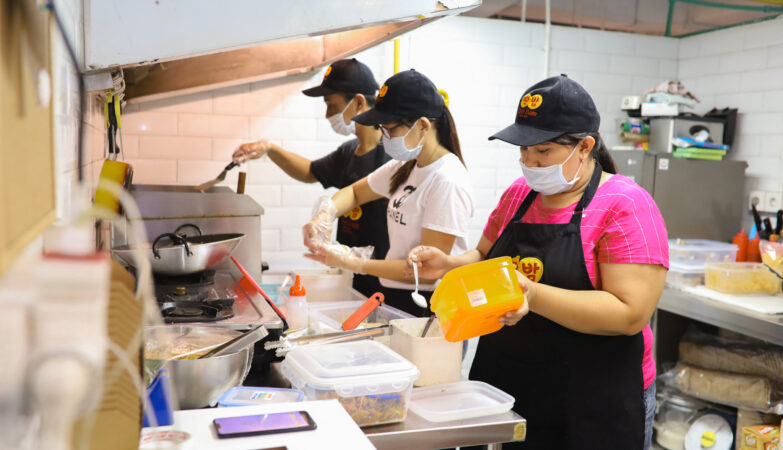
[
  {"left": 654, "top": 391, "right": 707, "bottom": 450},
  {"left": 286, "top": 275, "right": 308, "bottom": 330},
  {"left": 733, "top": 228, "right": 749, "bottom": 262}
]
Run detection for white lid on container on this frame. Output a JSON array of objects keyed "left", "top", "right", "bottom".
[
  {"left": 409, "top": 381, "right": 514, "bottom": 422},
  {"left": 669, "top": 261, "right": 707, "bottom": 274},
  {"left": 282, "top": 340, "right": 419, "bottom": 391},
  {"left": 669, "top": 239, "right": 738, "bottom": 252}
]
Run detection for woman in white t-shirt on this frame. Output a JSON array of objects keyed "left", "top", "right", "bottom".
[{"left": 303, "top": 69, "right": 474, "bottom": 316}]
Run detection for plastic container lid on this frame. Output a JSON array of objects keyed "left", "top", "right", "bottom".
[
  {"left": 217, "top": 386, "right": 304, "bottom": 407},
  {"left": 669, "top": 261, "right": 707, "bottom": 274},
  {"left": 408, "top": 381, "right": 514, "bottom": 422},
  {"left": 282, "top": 340, "right": 419, "bottom": 394},
  {"left": 669, "top": 239, "right": 738, "bottom": 252}
]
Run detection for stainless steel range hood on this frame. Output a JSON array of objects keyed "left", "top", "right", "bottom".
[{"left": 83, "top": 0, "right": 481, "bottom": 102}]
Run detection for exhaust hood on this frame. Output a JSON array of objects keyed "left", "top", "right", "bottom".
[{"left": 83, "top": 0, "right": 481, "bottom": 102}]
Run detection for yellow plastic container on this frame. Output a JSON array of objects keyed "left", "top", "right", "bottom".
[{"left": 430, "top": 257, "right": 525, "bottom": 342}]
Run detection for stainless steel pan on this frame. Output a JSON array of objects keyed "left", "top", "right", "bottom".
[{"left": 112, "top": 232, "right": 244, "bottom": 275}]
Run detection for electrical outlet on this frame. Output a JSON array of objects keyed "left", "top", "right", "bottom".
[
  {"left": 750, "top": 190, "right": 766, "bottom": 211},
  {"left": 766, "top": 192, "right": 783, "bottom": 213}
]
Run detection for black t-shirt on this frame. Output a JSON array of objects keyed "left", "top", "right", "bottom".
[{"left": 310, "top": 139, "right": 391, "bottom": 296}]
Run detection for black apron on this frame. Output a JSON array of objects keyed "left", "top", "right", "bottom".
[{"left": 470, "top": 163, "right": 644, "bottom": 449}]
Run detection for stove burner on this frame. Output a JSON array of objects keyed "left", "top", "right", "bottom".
[
  {"left": 153, "top": 270, "right": 216, "bottom": 288},
  {"left": 160, "top": 299, "right": 235, "bottom": 323}
]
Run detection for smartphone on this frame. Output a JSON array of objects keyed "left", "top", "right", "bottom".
[{"left": 213, "top": 411, "right": 317, "bottom": 439}]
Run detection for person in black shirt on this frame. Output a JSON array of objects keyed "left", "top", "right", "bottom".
[{"left": 233, "top": 59, "right": 390, "bottom": 297}]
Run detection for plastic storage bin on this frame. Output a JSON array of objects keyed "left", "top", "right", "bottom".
[
  {"left": 430, "top": 257, "right": 525, "bottom": 342},
  {"left": 704, "top": 262, "right": 782, "bottom": 295},
  {"left": 667, "top": 261, "right": 705, "bottom": 287},
  {"left": 409, "top": 381, "right": 515, "bottom": 422},
  {"left": 669, "top": 239, "right": 738, "bottom": 269},
  {"left": 309, "top": 301, "right": 414, "bottom": 331},
  {"left": 217, "top": 387, "right": 304, "bottom": 407},
  {"left": 280, "top": 268, "right": 354, "bottom": 303},
  {"left": 280, "top": 340, "right": 420, "bottom": 427},
  {"left": 390, "top": 317, "right": 462, "bottom": 387}
]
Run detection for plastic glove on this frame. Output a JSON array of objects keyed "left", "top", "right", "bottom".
[
  {"left": 232, "top": 140, "right": 273, "bottom": 163},
  {"left": 304, "top": 243, "right": 374, "bottom": 274},
  {"left": 302, "top": 197, "right": 338, "bottom": 254}
]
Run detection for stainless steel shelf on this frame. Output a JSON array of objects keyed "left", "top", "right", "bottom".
[
  {"left": 658, "top": 286, "right": 783, "bottom": 346},
  {"left": 365, "top": 409, "right": 526, "bottom": 450}
]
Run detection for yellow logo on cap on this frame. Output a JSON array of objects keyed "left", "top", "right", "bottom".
[
  {"left": 520, "top": 94, "right": 543, "bottom": 110},
  {"left": 512, "top": 256, "right": 544, "bottom": 282},
  {"left": 324, "top": 66, "right": 332, "bottom": 78},
  {"left": 528, "top": 94, "right": 543, "bottom": 109},
  {"left": 379, "top": 85, "right": 388, "bottom": 97}
]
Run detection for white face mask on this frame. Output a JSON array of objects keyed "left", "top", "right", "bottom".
[
  {"left": 382, "top": 124, "right": 424, "bottom": 161},
  {"left": 519, "top": 144, "right": 583, "bottom": 195},
  {"left": 327, "top": 98, "right": 356, "bottom": 136}
]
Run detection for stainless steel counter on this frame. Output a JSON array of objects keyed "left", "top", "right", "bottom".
[
  {"left": 657, "top": 286, "right": 783, "bottom": 346},
  {"left": 364, "top": 409, "right": 526, "bottom": 450}
]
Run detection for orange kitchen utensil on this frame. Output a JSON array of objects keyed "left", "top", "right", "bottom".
[{"left": 341, "top": 292, "right": 384, "bottom": 331}]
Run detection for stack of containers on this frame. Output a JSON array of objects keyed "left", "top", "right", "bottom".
[{"left": 667, "top": 239, "right": 739, "bottom": 288}]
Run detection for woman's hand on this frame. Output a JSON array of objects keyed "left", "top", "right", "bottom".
[
  {"left": 302, "top": 197, "right": 338, "bottom": 253},
  {"left": 232, "top": 140, "right": 273, "bottom": 163},
  {"left": 304, "top": 243, "right": 365, "bottom": 273},
  {"left": 499, "top": 270, "right": 535, "bottom": 326},
  {"left": 406, "top": 245, "right": 451, "bottom": 279}
]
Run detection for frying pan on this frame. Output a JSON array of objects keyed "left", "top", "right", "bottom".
[{"left": 112, "top": 231, "right": 244, "bottom": 275}]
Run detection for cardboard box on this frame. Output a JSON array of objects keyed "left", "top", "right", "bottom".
[{"left": 741, "top": 425, "right": 780, "bottom": 450}]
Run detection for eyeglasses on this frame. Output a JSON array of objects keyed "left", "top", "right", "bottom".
[{"left": 376, "top": 123, "right": 407, "bottom": 139}]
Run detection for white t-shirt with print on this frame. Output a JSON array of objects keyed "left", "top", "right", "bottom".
[{"left": 367, "top": 153, "right": 474, "bottom": 290}]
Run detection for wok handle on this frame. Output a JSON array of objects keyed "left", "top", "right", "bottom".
[
  {"left": 151, "top": 233, "right": 193, "bottom": 259},
  {"left": 173, "top": 223, "right": 202, "bottom": 238}
]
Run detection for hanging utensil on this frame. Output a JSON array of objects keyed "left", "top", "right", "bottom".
[
  {"left": 410, "top": 260, "right": 428, "bottom": 308},
  {"left": 195, "top": 161, "right": 239, "bottom": 192}
]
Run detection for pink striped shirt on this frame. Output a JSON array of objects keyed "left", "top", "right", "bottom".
[{"left": 483, "top": 174, "right": 669, "bottom": 389}]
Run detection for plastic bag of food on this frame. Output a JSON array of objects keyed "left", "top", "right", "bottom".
[
  {"left": 760, "top": 239, "right": 783, "bottom": 278},
  {"left": 661, "top": 363, "right": 783, "bottom": 413},
  {"left": 679, "top": 327, "right": 783, "bottom": 382}
]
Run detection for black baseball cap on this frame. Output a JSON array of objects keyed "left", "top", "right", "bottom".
[
  {"left": 302, "top": 59, "right": 379, "bottom": 97},
  {"left": 489, "top": 74, "right": 600, "bottom": 146},
  {"left": 353, "top": 69, "right": 445, "bottom": 126}
]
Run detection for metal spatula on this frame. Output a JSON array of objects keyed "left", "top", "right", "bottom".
[{"left": 195, "top": 161, "right": 238, "bottom": 192}]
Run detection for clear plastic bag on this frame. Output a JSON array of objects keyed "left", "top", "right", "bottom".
[
  {"left": 678, "top": 327, "right": 783, "bottom": 382},
  {"left": 659, "top": 363, "right": 783, "bottom": 414},
  {"left": 760, "top": 239, "right": 783, "bottom": 279}
]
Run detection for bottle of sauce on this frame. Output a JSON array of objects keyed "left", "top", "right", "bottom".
[
  {"left": 733, "top": 228, "right": 749, "bottom": 262},
  {"left": 287, "top": 275, "right": 308, "bottom": 330}
]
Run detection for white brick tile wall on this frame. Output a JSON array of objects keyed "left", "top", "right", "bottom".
[
  {"left": 139, "top": 136, "right": 212, "bottom": 160},
  {"left": 103, "top": 15, "right": 783, "bottom": 268}
]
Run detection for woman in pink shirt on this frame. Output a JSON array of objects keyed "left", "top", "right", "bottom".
[{"left": 409, "top": 75, "right": 668, "bottom": 450}]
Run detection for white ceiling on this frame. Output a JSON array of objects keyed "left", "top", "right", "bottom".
[{"left": 464, "top": 0, "right": 781, "bottom": 36}]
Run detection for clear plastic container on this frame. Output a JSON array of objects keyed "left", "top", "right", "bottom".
[
  {"left": 704, "top": 262, "right": 782, "bottom": 295},
  {"left": 309, "top": 301, "right": 414, "bottom": 331},
  {"left": 390, "top": 317, "right": 462, "bottom": 387},
  {"left": 217, "top": 387, "right": 303, "bottom": 407},
  {"left": 653, "top": 390, "right": 707, "bottom": 450},
  {"left": 409, "top": 381, "right": 514, "bottom": 422},
  {"left": 430, "top": 257, "right": 525, "bottom": 342},
  {"left": 280, "top": 340, "right": 420, "bottom": 427},
  {"left": 669, "top": 239, "right": 738, "bottom": 269},
  {"left": 667, "top": 261, "right": 705, "bottom": 288}
]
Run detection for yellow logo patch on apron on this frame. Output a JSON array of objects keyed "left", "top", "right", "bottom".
[
  {"left": 344, "top": 206, "right": 362, "bottom": 221},
  {"left": 513, "top": 256, "right": 543, "bottom": 282}
]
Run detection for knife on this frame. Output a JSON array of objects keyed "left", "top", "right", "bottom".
[
  {"left": 752, "top": 204, "right": 764, "bottom": 237},
  {"left": 763, "top": 218, "right": 774, "bottom": 240}
]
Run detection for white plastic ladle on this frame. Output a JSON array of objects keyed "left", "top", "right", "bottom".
[{"left": 410, "top": 260, "right": 428, "bottom": 308}]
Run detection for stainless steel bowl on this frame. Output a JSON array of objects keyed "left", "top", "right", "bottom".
[
  {"left": 112, "top": 233, "right": 243, "bottom": 275},
  {"left": 145, "top": 325, "right": 254, "bottom": 409}
]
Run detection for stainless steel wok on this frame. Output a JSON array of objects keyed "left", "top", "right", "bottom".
[{"left": 112, "top": 232, "right": 244, "bottom": 275}]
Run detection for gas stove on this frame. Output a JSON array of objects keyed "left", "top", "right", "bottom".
[{"left": 151, "top": 269, "right": 283, "bottom": 331}]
